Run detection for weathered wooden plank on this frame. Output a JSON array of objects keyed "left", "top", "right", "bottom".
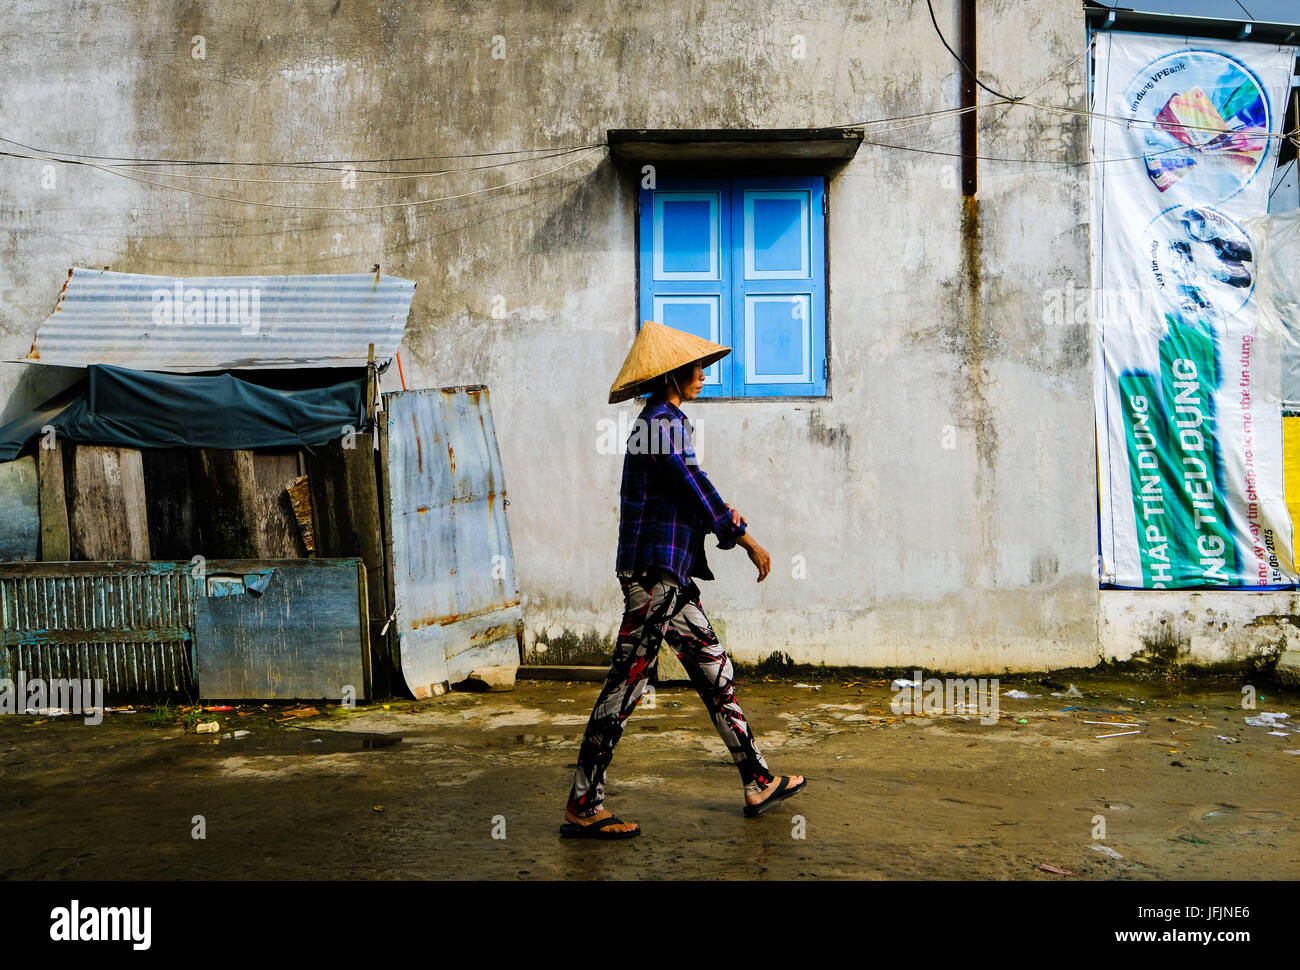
[
  {"left": 1, "top": 628, "right": 190, "bottom": 647},
  {"left": 37, "top": 439, "right": 70, "bottom": 561},
  {"left": 142, "top": 448, "right": 304, "bottom": 560},
  {"left": 250, "top": 450, "right": 305, "bottom": 558},
  {"left": 64, "top": 444, "right": 150, "bottom": 560},
  {"left": 140, "top": 448, "right": 197, "bottom": 560},
  {"left": 193, "top": 559, "right": 368, "bottom": 700},
  {"left": 305, "top": 434, "right": 388, "bottom": 699},
  {"left": 188, "top": 449, "right": 260, "bottom": 559},
  {"left": 0, "top": 455, "right": 40, "bottom": 562},
  {"left": 0, "top": 557, "right": 351, "bottom": 578}
]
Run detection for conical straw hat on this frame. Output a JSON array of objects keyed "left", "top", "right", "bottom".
[{"left": 608, "top": 320, "right": 731, "bottom": 403}]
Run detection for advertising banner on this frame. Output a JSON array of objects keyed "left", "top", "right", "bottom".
[{"left": 1092, "top": 31, "right": 1297, "bottom": 588}]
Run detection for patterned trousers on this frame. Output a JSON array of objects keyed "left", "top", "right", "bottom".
[{"left": 566, "top": 567, "right": 774, "bottom": 816}]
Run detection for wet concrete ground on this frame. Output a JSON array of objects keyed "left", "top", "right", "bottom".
[{"left": 1, "top": 673, "right": 1297, "bottom": 880}]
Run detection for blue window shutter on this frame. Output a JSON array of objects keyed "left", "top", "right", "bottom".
[
  {"left": 731, "top": 176, "right": 826, "bottom": 397},
  {"left": 639, "top": 178, "right": 731, "bottom": 397}
]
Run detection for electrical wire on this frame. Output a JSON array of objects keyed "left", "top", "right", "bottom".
[
  {"left": 1, "top": 32, "right": 1294, "bottom": 197},
  {"left": 837, "top": 31, "right": 1291, "bottom": 144},
  {"left": 0, "top": 134, "right": 605, "bottom": 168},
  {"left": 107, "top": 145, "right": 596, "bottom": 186},
  {"left": 843, "top": 43, "right": 1092, "bottom": 147},
  {"left": 4, "top": 110, "right": 997, "bottom": 179},
  {"left": 1018, "top": 98, "right": 1297, "bottom": 140},
  {"left": 848, "top": 103, "right": 985, "bottom": 136},
  {"left": 1269, "top": 158, "right": 1296, "bottom": 202},
  {"left": 917, "top": 5, "right": 1291, "bottom": 143},
  {"left": 860, "top": 137, "right": 1213, "bottom": 167},
  {"left": 1022, "top": 36, "right": 1095, "bottom": 99},
  {"left": 4, "top": 67, "right": 1287, "bottom": 185},
  {"left": 925, "top": 0, "right": 1023, "bottom": 103},
  {"left": 0, "top": 42, "right": 1170, "bottom": 178},
  {"left": 834, "top": 102, "right": 985, "bottom": 131},
  {"left": 12, "top": 119, "right": 1297, "bottom": 202},
  {"left": 0, "top": 15, "right": 1291, "bottom": 177},
  {"left": 0, "top": 145, "right": 606, "bottom": 211}
]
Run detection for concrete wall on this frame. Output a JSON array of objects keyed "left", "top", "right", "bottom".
[
  {"left": 1101, "top": 590, "right": 1300, "bottom": 666},
  {"left": 2, "top": 0, "right": 1277, "bottom": 673}
]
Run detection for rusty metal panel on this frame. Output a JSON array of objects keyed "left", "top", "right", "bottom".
[
  {"left": 17, "top": 267, "right": 415, "bottom": 371},
  {"left": 0, "top": 558, "right": 369, "bottom": 701},
  {"left": 0, "top": 561, "right": 197, "bottom": 696},
  {"left": 383, "top": 386, "right": 522, "bottom": 697},
  {"left": 193, "top": 559, "right": 368, "bottom": 700}
]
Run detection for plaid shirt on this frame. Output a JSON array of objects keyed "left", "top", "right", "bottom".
[{"left": 615, "top": 398, "right": 746, "bottom": 585}]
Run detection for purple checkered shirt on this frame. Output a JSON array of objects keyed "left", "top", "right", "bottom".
[{"left": 615, "top": 397, "right": 746, "bottom": 585}]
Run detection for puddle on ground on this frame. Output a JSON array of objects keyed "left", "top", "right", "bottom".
[
  {"left": 473, "top": 724, "right": 679, "bottom": 747},
  {"left": 204, "top": 730, "right": 405, "bottom": 754},
  {"left": 476, "top": 733, "right": 577, "bottom": 747}
]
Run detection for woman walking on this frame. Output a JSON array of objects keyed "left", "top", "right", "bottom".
[{"left": 560, "top": 321, "right": 806, "bottom": 839}]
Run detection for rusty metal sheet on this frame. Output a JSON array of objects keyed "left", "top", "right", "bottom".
[
  {"left": 17, "top": 267, "right": 415, "bottom": 371},
  {"left": 383, "top": 386, "right": 522, "bottom": 697},
  {"left": 193, "top": 559, "right": 368, "bottom": 700},
  {"left": 0, "top": 558, "right": 368, "bottom": 701}
]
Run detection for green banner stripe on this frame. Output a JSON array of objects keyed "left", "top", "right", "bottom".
[
  {"left": 1119, "top": 373, "right": 1175, "bottom": 587},
  {"left": 1159, "top": 313, "right": 1236, "bottom": 585}
]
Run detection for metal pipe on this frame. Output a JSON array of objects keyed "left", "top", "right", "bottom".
[{"left": 960, "top": 0, "right": 977, "bottom": 197}]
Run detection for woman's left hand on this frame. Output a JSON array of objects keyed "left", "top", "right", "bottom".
[{"left": 729, "top": 507, "right": 747, "bottom": 528}]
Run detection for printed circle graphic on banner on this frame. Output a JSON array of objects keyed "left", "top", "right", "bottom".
[
  {"left": 1143, "top": 204, "right": 1255, "bottom": 321},
  {"left": 1122, "top": 50, "right": 1271, "bottom": 204}
]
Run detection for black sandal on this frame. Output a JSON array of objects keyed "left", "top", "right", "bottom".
[
  {"left": 559, "top": 814, "right": 641, "bottom": 839},
  {"left": 743, "top": 775, "right": 807, "bottom": 818}
]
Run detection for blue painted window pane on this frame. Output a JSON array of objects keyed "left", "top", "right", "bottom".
[
  {"left": 661, "top": 200, "right": 713, "bottom": 274},
  {"left": 752, "top": 198, "right": 803, "bottom": 273},
  {"left": 641, "top": 176, "right": 824, "bottom": 397},
  {"left": 661, "top": 302, "right": 712, "bottom": 341},
  {"left": 753, "top": 301, "right": 805, "bottom": 376}
]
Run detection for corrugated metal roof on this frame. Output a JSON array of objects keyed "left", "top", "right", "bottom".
[{"left": 17, "top": 267, "right": 415, "bottom": 371}]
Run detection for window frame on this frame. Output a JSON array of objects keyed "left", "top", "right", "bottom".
[{"left": 638, "top": 174, "right": 828, "bottom": 399}]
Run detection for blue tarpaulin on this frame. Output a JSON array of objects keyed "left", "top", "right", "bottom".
[{"left": 0, "top": 364, "right": 366, "bottom": 461}]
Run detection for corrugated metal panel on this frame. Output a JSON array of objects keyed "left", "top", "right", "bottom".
[
  {"left": 0, "top": 562, "right": 196, "bottom": 696},
  {"left": 0, "top": 558, "right": 370, "bottom": 700},
  {"left": 383, "top": 386, "right": 523, "bottom": 697},
  {"left": 18, "top": 267, "right": 415, "bottom": 371}
]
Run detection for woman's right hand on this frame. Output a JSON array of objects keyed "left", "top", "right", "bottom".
[{"left": 741, "top": 536, "right": 770, "bottom": 582}]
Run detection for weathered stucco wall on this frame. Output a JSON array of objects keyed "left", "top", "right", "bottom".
[{"left": 2, "top": 0, "right": 1272, "bottom": 673}]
